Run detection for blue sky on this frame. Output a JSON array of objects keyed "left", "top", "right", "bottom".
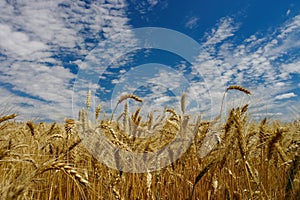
[{"left": 0, "top": 0, "right": 300, "bottom": 122}]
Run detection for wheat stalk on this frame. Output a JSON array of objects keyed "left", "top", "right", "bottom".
[
  {"left": 65, "top": 119, "right": 76, "bottom": 139},
  {"left": 285, "top": 155, "right": 300, "bottom": 199},
  {"left": 147, "top": 112, "right": 153, "bottom": 130},
  {"left": 146, "top": 170, "right": 152, "bottom": 200},
  {"left": 123, "top": 101, "right": 129, "bottom": 133},
  {"left": 181, "top": 93, "right": 186, "bottom": 115},
  {"left": 190, "top": 159, "right": 216, "bottom": 200},
  {"left": 86, "top": 89, "right": 91, "bottom": 110}
]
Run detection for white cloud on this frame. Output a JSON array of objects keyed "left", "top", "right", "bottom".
[
  {"left": 130, "top": 0, "right": 168, "bottom": 14},
  {"left": 0, "top": 0, "right": 132, "bottom": 121},
  {"left": 280, "top": 61, "right": 300, "bottom": 74},
  {"left": 1, "top": 1, "right": 300, "bottom": 122},
  {"left": 275, "top": 92, "right": 297, "bottom": 100},
  {"left": 203, "top": 17, "right": 238, "bottom": 47},
  {"left": 0, "top": 24, "right": 48, "bottom": 59},
  {"left": 147, "top": 0, "right": 159, "bottom": 7},
  {"left": 185, "top": 17, "right": 199, "bottom": 29},
  {"left": 187, "top": 14, "right": 300, "bottom": 121}
]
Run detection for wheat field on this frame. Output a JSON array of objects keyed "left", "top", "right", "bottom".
[{"left": 0, "top": 86, "right": 299, "bottom": 200}]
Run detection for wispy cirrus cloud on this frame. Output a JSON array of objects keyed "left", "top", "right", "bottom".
[
  {"left": 275, "top": 92, "right": 297, "bottom": 100},
  {"left": 192, "top": 15, "right": 300, "bottom": 121},
  {"left": 0, "top": 0, "right": 132, "bottom": 121},
  {"left": 0, "top": 1, "right": 300, "bottom": 122},
  {"left": 185, "top": 17, "right": 200, "bottom": 29}
]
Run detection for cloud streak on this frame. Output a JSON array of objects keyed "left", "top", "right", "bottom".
[
  {"left": 0, "top": 1, "right": 299, "bottom": 122},
  {"left": 0, "top": 0, "right": 132, "bottom": 121},
  {"left": 275, "top": 92, "right": 297, "bottom": 100}
]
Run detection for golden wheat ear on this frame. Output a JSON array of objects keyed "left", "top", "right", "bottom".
[
  {"left": 117, "top": 94, "right": 143, "bottom": 104},
  {"left": 95, "top": 104, "right": 101, "bottom": 120},
  {"left": 0, "top": 113, "right": 17, "bottom": 123},
  {"left": 111, "top": 94, "right": 143, "bottom": 121},
  {"left": 86, "top": 89, "right": 91, "bottom": 110},
  {"left": 219, "top": 85, "right": 252, "bottom": 121},
  {"left": 226, "top": 85, "right": 251, "bottom": 95}
]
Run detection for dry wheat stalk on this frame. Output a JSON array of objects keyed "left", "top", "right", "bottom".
[
  {"left": 220, "top": 85, "right": 251, "bottom": 121},
  {"left": 241, "top": 104, "right": 249, "bottom": 113},
  {"left": 123, "top": 101, "right": 129, "bottom": 132},
  {"left": 275, "top": 143, "right": 289, "bottom": 163},
  {"left": 166, "top": 108, "right": 179, "bottom": 118},
  {"left": 47, "top": 134, "right": 65, "bottom": 141},
  {"left": 233, "top": 113, "right": 247, "bottom": 160},
  {"left": 47, "top": 122, "right": 57, "bottom": 135},
  {"left": 285, "top": 155, "right": 300, "bottom": 199},
  {"left": 111, "top": 94, "right": 143, "bottom": 121},
  {"left": 86, "top": 89, "right": 91, "bottom": 109},
  {"left": 65, "top": 119, "right": 76, "bottom": 136},
  {"left": 100, "top": 124, "right": 131, "bottom": 151},
  {"left": 78, "top": 108, "right": 89, "bottom": 132},
  {"left": 0, "top": 114, "right": 17, "bottom": 124},
  {"left": 147, "top": 112, "right": 153, "bottom": 130},
  {"left": 190, "top": 159, "right": 216, "bottom": 200},
  {"left": 226, "top": 85, "right": 251, "bottom": 95},
  {"left": 117, "top": 94, "right": 143, "bottom": 104},
  {"left": 166, "top": 119, "right": 180, "bottom": 130},
  {"left": 95, "top": 104, "right": 101, "bottom": 120},
  {"left": 26, "top": 121, "right": 35, "bottom": 136},
  {"left": 146, "top": 170, "right": 153, "bottom": 200},
  {"left": 112, "top": 187, "right": 123, "bottom": 200},
  {"left": 46, "top": 162, "right": 89, "bottom": 185},
  {"left": 225, "top": 184, "right": 232, "bottom": 200},
  {"left": 181, "top": 93, "right": 186, "bottom": 115},
  {"left": 267, "top": 128, "right": 284, "bottom": 160},
  {"left": 132, "top": 107, "right": 141, "bottom": 124}
]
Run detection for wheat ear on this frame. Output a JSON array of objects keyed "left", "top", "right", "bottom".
[
  {"left": 111, "top": 94, "right": 142, "bottom": 120},
  {"left": 26, "top": 121, "right": 35, "bottom": 136},
  {"left": 86, "top": 89, "right": 91, "bottom": 110},
  {"left": 95, "top": 104, "right": 101, "bottom": 120},
  {"left": 220, "top": 85, "right": 251, "bottom": 121},
  {"left": 226, "top": 85, "right": 251, "bottom": 95},
  {"left": 0, "top": 113, "right": 17, "bottom": 123}
]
